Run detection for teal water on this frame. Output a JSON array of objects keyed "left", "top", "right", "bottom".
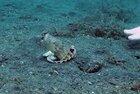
[{"left": 0, "top": 0, "right": 140, "bottom": 94}]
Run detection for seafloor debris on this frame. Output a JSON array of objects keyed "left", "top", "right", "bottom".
[
  {"left": 75, "top": 57, "right": 103, "bottom": 73},
  {"left": 42, "top": 21, "right": 126, "bottom": 40},
  {"left": 106, "top": 56, "right": 126, "bottom": 66},
  {"left": 130, "top": 83, "right": 140, "bottom": 91},
  {"left": 41, "top": 33, "right": 76, "bottom": 63},
  {"left": 0, "top": 54, "right": 8, "bottom": 66},
  {"left": 78, "top": 62, "right": 103, "bottom": 73},
  {"left": 66, "top": 22, "right": 126, "bottom": 40},
  {"left": 85, "top": 26, "right": 125, "bottom": 40}
]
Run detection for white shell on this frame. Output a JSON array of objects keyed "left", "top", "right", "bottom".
[
  {"left": 43, "top": 51, "right": 54, "bottom": 57},
  {"left": 47, "top": 55, "right": 56, "bottom": 63}
]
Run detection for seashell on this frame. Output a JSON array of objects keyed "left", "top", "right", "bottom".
[{"left": 42, "top": 33, "right": 76, "bottom": 63}]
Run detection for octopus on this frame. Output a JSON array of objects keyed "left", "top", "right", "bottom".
[{"left": 42, "top": 33, "right": 76, "bottom": 63}]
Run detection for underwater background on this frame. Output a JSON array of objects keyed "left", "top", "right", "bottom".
[{"left": 0, "top": 0, "right": 140, "bottom": 94}]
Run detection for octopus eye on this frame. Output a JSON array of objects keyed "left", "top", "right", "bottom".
[{"left": 70, "top": 48, "right": 74, "bottom": 53}]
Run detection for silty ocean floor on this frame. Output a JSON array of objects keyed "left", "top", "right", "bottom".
[{"left": 0, "top": 0, "right": 140, "bottom": 94}]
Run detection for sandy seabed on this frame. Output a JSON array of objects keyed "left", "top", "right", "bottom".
[{"left": 0, "top": 0, "right": 140, "bottom": 94}]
